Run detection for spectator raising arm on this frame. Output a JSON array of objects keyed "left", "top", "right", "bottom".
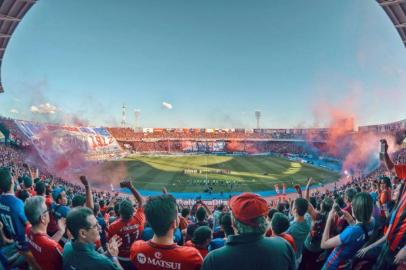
[
  {"left": 80, "top": 176, "right": 94, "bottom": 210},
  {"left": 320, "top": 208, "right": 341, "bottom": 250},
  {"left": 120, "top": 180, "right": 144, "bottom": 207},
  {"left": 380, "top": 139, "right": 395, "bottom": 172},
  {"left": 305, "top": 177, "right": 313, "bottom": 201}
]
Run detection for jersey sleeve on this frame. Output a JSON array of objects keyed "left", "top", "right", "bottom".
[
  {"left": 107, "top": 222, "right": 117, "bottom": 240},
  {"left": 339, "top": 226, "right": 355, "bottom": 245},
  {"left": 15, "top": 201, "right": 29, "bottom": 251},
  {"left": 188, "top": 248, "right": 203, "bottom": 270},
  {"left": 134, "top": 208, "right": 146, "bottom": 225},
  {"left": 60, "top": 206, "right": 71, "bottom": 218}
]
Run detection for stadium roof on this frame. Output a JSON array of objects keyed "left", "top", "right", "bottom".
[
  {"left": 0, "top": 0, "right": 36, "bottom": 93},
  {"left": 377, "top": 0, "right": 406, "bottom": 47}
]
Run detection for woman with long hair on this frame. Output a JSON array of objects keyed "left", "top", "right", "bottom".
[{"left": 320, "top": 192, "right": 374, "bottom": 270}]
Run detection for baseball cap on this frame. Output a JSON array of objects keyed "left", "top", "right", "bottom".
[
  {"left": 52, "top": 187, "right": 65, "bottom": 201},
  {"left": 229, "top": 192, "right": 268, "bottom": 227}
]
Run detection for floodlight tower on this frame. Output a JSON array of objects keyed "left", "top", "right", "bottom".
[
  {"left": 134, "top": 109, "right": 141, "bottom": 129},
  {"left": 121, "top": 104, "right": 127, "bottom": 127},
  {"left": 255, "top": 110, "right": 261, "bottom": 129}
]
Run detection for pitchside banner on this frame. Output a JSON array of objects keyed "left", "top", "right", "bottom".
[{"left": 14, "top": 120, "right": 122, "bottom": 162}]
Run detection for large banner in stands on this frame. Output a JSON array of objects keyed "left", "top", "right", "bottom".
[
  {"left": 182, "top": 141, "right": 225, "bottom": 152},
  {"left": 14, "top": 120, "right": 121, "bottom": 161}
]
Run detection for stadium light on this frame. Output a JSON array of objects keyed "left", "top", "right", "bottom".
[{"left": 255, "top": 111, "right": 261, "bottom": 129}]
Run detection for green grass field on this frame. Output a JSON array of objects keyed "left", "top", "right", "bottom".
[{"left": 100, "top": 155, "right": 340, "bottom": 192}]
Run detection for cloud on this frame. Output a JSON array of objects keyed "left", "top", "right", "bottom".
[
  {"left": 162, "top": 101, "right": 173, "bottom": 110},
  {"left": 30, "top": 103, "right": 58, "bottom": 114},
  {"left": 10, "top": 109, "right": 19, "bottom": 114}
]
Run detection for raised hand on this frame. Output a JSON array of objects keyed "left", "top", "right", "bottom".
[
  {"left": 120, "top": 180, "right": 133, "bottom": 189},
  {"left": 107, "top": 235, "right": 123, "bottom": 257},
  {"left": 79, "top": 176, "right": 89, "bottom": 187}
]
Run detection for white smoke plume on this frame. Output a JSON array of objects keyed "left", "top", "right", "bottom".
[{"left": 10, "top": 108, "right": 19, "bottom": 114}]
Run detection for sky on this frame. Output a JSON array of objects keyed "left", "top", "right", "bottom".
[{"left": 0, "top": 0, "right": 405, "bottom": 129}]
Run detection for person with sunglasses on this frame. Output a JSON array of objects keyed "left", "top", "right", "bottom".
[{"left": 25, "top": 196, "right": 65, "bottom": 270}]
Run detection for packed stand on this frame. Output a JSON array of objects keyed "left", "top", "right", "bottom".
[{"left": 0, "top": 140, "right": 406, "bottom": 269}]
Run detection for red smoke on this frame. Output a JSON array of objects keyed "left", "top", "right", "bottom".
[{"left": 307, "top": 101, "right": 398, "bottom": 175}]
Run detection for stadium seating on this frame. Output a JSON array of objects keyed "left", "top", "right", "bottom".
[{"left": 0, "top": 117, "right": 406, "bottom": 269}]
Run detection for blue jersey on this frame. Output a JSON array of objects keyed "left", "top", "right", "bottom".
[
  {"left": 323, "top": 220, "right": 375, "bottom": 270},
  {"left": 208, "top": 238, "right": 225, "bottom": 251},
  {"left": 51, "top": 202, "right": 70, "bottom": 219},
  {"left": 0, "top": 194, "right": 28, "bottom": 251}
]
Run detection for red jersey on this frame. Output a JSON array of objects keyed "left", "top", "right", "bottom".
[
  {"left": 380, "top": 188, "right": 392, "bottom": 205},
  {"left": 130, "top": 240, "right": 203, "bottom": 270},
  {"left": 45, "top": 195, "right": 53, "bottom": 207},
  {"left": 179, "top": 216, "right": 189, "bottom": 231},
  {"left": 184, "top": 240, "right": 209, "bottom": 258},
  {"left": 108, "top": 208, "right": 145, "bottom": 258},
  {"left": 265, "top": 228, "right": 273, "bottom": 237},
  {"left": 273, "top": 233, "right": 297, "bottom": 252},
  {"left": 27, "top": 229, "right": 63, "bottom": 270}
]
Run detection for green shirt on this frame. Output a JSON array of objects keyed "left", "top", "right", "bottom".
[
  {"left": 287, "top": 219, "right": 311, "bottom": 261},
  {"left": 63, "top": 240, "right": 121, "bottom": 270},
  {"left": 202, "top": 233, "right": 296, "bottom": 270}
]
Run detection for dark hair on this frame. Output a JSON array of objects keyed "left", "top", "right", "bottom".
[
  {"left": 181, "top": 208, "right": 190, "bottom": 218},
  {"left": 0, "top": 167, "right": 12, "bottom": 193},
  {"left": 192, "top": 226, "right": 212, "bottom": 245},
  {"left": 66, "top": 207, "right": 93, "bottom": 239},
  {"left": 72, "top": 195, "right": 86, "bottom": 208},
  {"left": 220, "top": 213, "right": 234, "bottom": 236},
  {"left": 294, "top": 198, "right": 308, "bottom": 217},
  {"left": 321, "top": 197, "right": 334, "bottom": 214},
  {"left": 23, "top": 176, "right": 32, "bottom": 188},
  {"left": 345, "top": 188, "right": 357, "bottom": 203},
  {"left": 309, "top": 197, "right": 317, "bottom": 209},
  {"left": 119, "top": 200, "right": 134, "bottom": 220},
  {"left": 35, "top": 181, "right": 46, "bottom": 195},
  {"left": 196, "top": 207, "right": 206, "bottom": 222},
  {"left": 18, "top": 190, "right": 30, "bottom": 202},
  {"left": 276, "top": 202, "right": 286, "bottom": 213},
  {"left": 145, "top": 195, "right": 177, "bottom": 237},
  {"left": 93, "top": 204, "right": 100, "bottom": 215},
  {"left": 380, "top": 176, "right": 391, "bottom": 189},
  {"left": 114, "top": 202, "right": 121, "bottom": 218},
  {"left": 335, "top": 196, "right": 345, "bottom": 208},
  {"left": 267, "top": 208, "right": 278, "bottom": 220},
  {"left": 271, "top": 212, "right": 290, "bottom": 235},
  {"left": 352, "top": 192, "right": 373, "bottom": 223}
]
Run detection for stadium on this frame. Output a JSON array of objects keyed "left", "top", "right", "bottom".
[{"left": 0, "top": 1, "right": 405, "bottom": 270}]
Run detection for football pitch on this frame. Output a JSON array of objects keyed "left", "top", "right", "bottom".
[{"left": 101, "top": 155, "right": 340, "bottom": 192}]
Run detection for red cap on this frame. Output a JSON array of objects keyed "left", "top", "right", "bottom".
[{"left": 229, "top": 192, "right": 269, "bottom": 227}]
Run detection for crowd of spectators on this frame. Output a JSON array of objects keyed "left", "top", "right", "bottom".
[
  {"left": 0, "top": 139, "right": 406, "bottom": 269},
  {"left": 107, "top": 127, "right": 329, "bottom": 142}
]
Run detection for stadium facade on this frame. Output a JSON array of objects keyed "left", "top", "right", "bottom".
[{"left": 0, "top": 0, "right": 37, "bottom": 93}]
